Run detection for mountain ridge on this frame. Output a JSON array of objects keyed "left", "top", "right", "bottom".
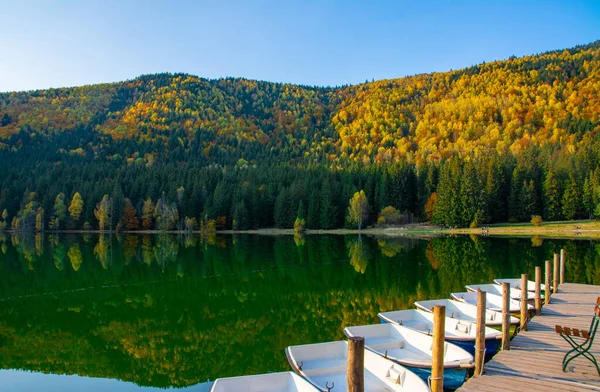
[
  {"left": 1, "top": 40, "right": 600, "bottom": 230},
  {"left": 1, "top": 39, "right": 599, "bottom": 167}
]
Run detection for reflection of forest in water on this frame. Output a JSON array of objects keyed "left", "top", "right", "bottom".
[{"left": 0, "top": 233, "right": 598, "bottom": 388}]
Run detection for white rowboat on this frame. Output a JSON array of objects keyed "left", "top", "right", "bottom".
[
  {"left": 377, "top": 309, "right": 502, "bottom": 361},
  {"left": 451, "top": 291, "right": 533, "bottom": 313},
  {"left": 344, "top": 323, "right": 473, "bottom": 389},
  {"left": 210, "top": 372, "right": 319, "bottom": 392},
  {"left": 465, "top": 283, "right": 543, "bottom": 301},
  {"left": 286, "top": 340, "right": 428, "bottom": 392},
  {"left": 414, "top": 298, "right": 519, "bottom": 326},
  {"left": 493, "top": 278, "right": 548, "bottom": 292}
]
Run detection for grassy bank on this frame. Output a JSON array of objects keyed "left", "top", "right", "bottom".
[
  {"left": 442, "top": 219, "right": 600, "bottom": 239},
  {"left": 224, "top": 220, "right": 600, "bottom": 239}
]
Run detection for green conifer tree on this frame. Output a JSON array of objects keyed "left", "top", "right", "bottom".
[
  {"left": 562, "top": 176, "right": 581, "bottom": 220},
  {"left": 459, "top": 162, "right": 483, "bottom": 227},
  {"left": 583, "top": 176, "right": 595, "bottom": 219},
  {"left": 432, "top": 160, "right": 461, "bottom": 226},
  {"left": 543, "top": 170, "right": 561, "bottom": 221}
]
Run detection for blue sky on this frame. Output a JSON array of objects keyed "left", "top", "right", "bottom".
[{"left": 0, "top": 0, "right": 599, "bottom": 92}]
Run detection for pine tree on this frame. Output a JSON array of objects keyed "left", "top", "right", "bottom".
[
  {"left": 111, "top": 183, "right": 125, "bottom": 231},
  {"left": 320, "top": 181, "right": 338, "bottom": 229},
  {"left": 508, "top": 166, "right": 524, "bottom": 221},
  {"left": 459, "top": 162, "right": 483, "bottom": 227},
  {"left": 543, "top": 170, "right": 561, "bottom": 221},
  {"left": 521, "top": 179, "right": 539, "bottom": 220},
  {"left": 232, "top": 200, "right": 249, "bottom": 230},
  {"left": 583, "top": 176, "right": 595, "bottom": 219},
  {"left": 432, "top": 160, "right": 461, "bottom": 226},
  {"left": 274, "top": 189, "right": 286, "bottom": 228},
  {"left": 485, "top": 158, "right": 507, "bottom": 222},
  {"left": 307, "top": 189, "right": 320, "bottom": 229},
  {"left": 297, "top": 201, "right": 305, "bottom": 220},
  {"left": 562, "top": 176, "right": 581, "bottom": 220}
]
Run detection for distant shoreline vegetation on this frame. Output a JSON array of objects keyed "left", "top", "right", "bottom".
[
  {"left": 2, "top": 219, "right": 600, "bottom": 240},
  {"left": 1, "top": 41, "right": 600, "bottom": 232}
]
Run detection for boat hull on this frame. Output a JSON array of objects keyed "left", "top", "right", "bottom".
[
  {"left": 449, "top": 338, "right": 501, "bottom": 362},
  {"left": 406, "top": 366, "right": 468, "bottom": 390}
]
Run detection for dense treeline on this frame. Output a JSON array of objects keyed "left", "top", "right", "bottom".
[
  {"left": 1, "top": 132, "right": 599, "bottom": 230},
  {"left": 1, "top": 41, "right": 600, "bottom": 229}
]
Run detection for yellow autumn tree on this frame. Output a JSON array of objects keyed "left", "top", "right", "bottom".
[{"left": 347, "top": 190, "right": 369, "bottom": 231}]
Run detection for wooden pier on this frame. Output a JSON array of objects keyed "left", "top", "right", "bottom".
[{"left": 459, "top": 283, "right": 600, "bottom": 391}]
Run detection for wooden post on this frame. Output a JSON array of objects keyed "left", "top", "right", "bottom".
[
  {"left": 553, "top": 253, "right": 559, "bottom": 293},
  {"left": 560, "top": 248, "right": 565, "bottom": 285},
  {"left": 475, "top": 290, "right": 486, "bottom": 375},
  {"left": 431, "top": 305, "right": 445, "bottom": 392},
  {"left": 501, "top": 282, "right": 511, "bottom": 350},
  {"left": 545, "top": 260, "right": 552, "bottom": 305},
  {"left": 347, "top": 336, "right": 364, "bottom": 392},
  {"left": 535, "top": 266, "right": 542, "bottom": 315},
  {"left": 520, "top": 274, "right": 528, "bottom": 331}
]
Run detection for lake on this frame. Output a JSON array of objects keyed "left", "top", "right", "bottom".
[{"left": 0, "top": 233, "right": 598, "bottom": 390}]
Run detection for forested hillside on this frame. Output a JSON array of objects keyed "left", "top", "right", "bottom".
[{"left": 1, "top": 41, "right": 599, "bottom": 230}]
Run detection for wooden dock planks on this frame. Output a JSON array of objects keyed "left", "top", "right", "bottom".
[{"left": 458, "top": 283, "right": 600, "bottom": 391}]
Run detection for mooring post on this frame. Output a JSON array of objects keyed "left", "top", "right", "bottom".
[
  {"left": 501, "top": 282, "right": 511, "bottom": 350},
  {"left": 560, "top": 248, "right": 565, "bottom": 285},
  {"left": 475, "top": 290, "right": 486, "bottom": 375},
  {"left": 545, "top": 260, "right": 552, "bottom": 304},
  {"left": 535, "top": 266, "right": 542, "bottom": 315},
  {"left": 431, "top": 305, "right": 445, "bottom": 392},
  {"left": 553, "top": 253, "right": 559, "bottom": 293},
  {"left": 347, "top": 336, "right": 364, "bottom": 392},
  {"left": 520, "top": 273, "right": 528, "bottom": 331}
]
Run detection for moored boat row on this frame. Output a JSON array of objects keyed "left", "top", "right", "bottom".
[{"left": 208, "top": 278, "right": 537, "bottom": 391}]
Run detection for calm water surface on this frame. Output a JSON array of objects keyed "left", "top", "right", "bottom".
[{"left": 0, "top": 233, "right": 599, "bottom": 390}]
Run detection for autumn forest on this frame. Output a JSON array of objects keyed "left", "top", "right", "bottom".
[{"left": 1, "top": 40, "right": 600, "bottom": 231}]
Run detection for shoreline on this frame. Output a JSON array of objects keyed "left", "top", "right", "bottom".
[{"left": 1, "top": 220, "right": 600, "bottom": 239}]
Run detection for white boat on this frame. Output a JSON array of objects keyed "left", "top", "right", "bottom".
[
  {"left": 210, "top": 372, "right": 319, "bottom": 392},
  {"left": 465, "top": 283, "right": 543, "bottom": 301},
  {"left": 344, "top": 323, "right": 473, "bottom": 389},
  {"left": 451, "top": 291, "right": 533, "bottom": 313},
  {"left": 378, "top": 309, "right": 502, "bottom": 361},
  {"left": 414, "top": 298, "right": 519, "bottom": 326},
  {"left": 493, "top": 278, "right": 548, "bottom": 292},
  {"left": 286, "top": 340, "right": 428, "bottom": 392}
]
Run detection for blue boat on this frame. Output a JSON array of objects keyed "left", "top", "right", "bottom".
[{"left": 378, "top": 309, "right": 502, "bottom": 362}]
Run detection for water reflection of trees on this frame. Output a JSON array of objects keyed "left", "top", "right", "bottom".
[
  {"left": 347, "top": 237, "right": 370, "bottom": 274},
  {"left": 0, "top": 234, "right": 598, "bottom": 388}
]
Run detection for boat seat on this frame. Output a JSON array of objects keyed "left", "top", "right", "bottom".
[
  {"left": 367, "top": 337, "right": 404, "bottom": 350},
  {"left": 401, "top": 320, "right": 430, "bottom": 333},
  {"left": 299, "top": 358, "right": 346, "bottom": 377}
]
